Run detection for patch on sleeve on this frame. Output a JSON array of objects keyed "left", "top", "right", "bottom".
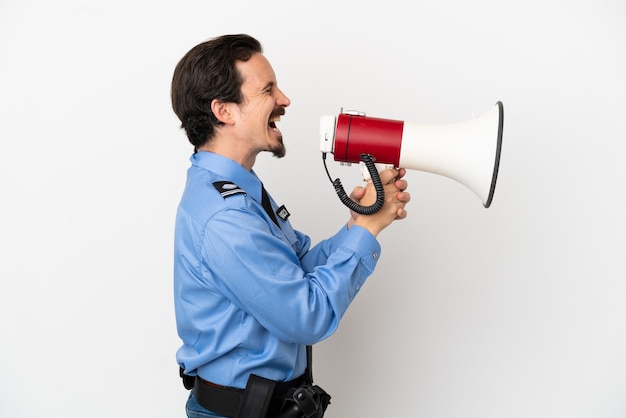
[{"left": 213, "top": 181, "right": 246, "bottom": 198}]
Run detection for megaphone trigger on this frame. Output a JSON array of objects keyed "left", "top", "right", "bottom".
[{"left": 359, "top": 162, "right": 394, "bottom": 182}]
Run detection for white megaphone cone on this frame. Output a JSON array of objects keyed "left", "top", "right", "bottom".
[{"left": 319, "top": 102, "right": 504, "bottom": 211}]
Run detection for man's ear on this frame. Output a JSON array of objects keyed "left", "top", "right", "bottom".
[{"left": 211, "top": 99, "right": 235, "bottom": 125}]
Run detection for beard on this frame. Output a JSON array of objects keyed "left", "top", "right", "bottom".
[{"left": 270, "top": 137, "right": 286, "bottom": 158}]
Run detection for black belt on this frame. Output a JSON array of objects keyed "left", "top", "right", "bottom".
[
  {"left": 181, "top": 346, "right": 315, "bottom": 417},
  {"left": 193, "top": 373, "right": 308, "bottom": 418}
]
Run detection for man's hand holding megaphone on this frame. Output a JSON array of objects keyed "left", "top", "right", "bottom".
[{"left": 347, "top": 167, "right": 410, "bottom": 237}]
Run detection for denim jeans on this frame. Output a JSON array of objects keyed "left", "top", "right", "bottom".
[{"left": 185, "top": 389, "right": 229, "bottom": 418}]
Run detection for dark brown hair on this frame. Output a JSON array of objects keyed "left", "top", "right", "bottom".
[{"left": 171, "top": 34, "right": 263, "bottom": 150}]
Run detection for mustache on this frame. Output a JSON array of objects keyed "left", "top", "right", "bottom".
[{"left": 270, "top": 108, "right": 285, "bottom": 118}]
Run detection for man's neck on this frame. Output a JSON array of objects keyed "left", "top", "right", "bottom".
[{"left": 197, "top": 138, "right": 257, "bottom": 171}]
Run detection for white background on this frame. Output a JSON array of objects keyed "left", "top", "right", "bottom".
[{"left": 1, "top": 1, "right": 625, "bottom": 417}]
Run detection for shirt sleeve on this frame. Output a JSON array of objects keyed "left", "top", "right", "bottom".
[{"left": 201, "top": 206, "right": 381, "bottom": 345}]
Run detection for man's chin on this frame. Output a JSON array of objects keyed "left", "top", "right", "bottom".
[
  {"left": 269, "top": 139, "right": 286, "bottom": 158},
  {"left": 271, "top": 145, "right": 286, "bottom": 159}
]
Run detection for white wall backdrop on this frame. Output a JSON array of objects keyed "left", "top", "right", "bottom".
[{"left": 1, "top": 1, "right": 625, "bottom": 417}]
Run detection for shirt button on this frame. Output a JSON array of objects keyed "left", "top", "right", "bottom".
[{"left": 372, "top": 252, "right": 379, "bottom": 260}]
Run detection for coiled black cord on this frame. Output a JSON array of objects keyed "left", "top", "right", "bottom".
[{"left": 323, "top": 153, "right": 385, "bottom": 215}]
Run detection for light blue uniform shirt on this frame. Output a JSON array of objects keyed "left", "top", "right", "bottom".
[{"left": 174, "top": 151, "right": 381, "bottom": 388}]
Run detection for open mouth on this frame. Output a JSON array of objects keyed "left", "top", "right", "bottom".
[{"left": 268, "top": 113, "right": 282, "bottom": 132}]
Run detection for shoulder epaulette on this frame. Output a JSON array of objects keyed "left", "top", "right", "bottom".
[{"left": 212, "top": 181, "right": 246, "bottom": 198}]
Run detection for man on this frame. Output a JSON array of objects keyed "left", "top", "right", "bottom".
[{"left": 171, "top": 34, "right": 410, "bottom": 418}]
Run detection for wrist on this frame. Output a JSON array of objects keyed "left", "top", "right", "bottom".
[{"left": 352, "top": 218, "right": 381, "bottom": 237}]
